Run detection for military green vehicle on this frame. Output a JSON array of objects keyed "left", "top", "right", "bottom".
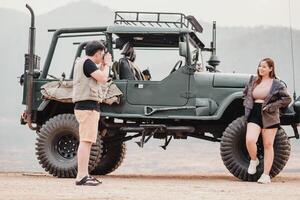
[{"left": 20, "top": 5, "right": 300, "bottom": 181}]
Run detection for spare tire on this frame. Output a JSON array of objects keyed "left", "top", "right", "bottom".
[
  {"left": 36, "top": 114, "right": 102, "bottom": 178},
  {"left": 220, "top": 116, "right": 291, "bottom": 181}
]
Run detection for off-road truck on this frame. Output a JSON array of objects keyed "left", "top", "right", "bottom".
[{"left": 20, "top": 5, "right": 300, "bottom": 181}]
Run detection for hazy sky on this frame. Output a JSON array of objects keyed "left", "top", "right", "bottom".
[{"left": 1, "top": 0, "right": 299, "bottom": 29}]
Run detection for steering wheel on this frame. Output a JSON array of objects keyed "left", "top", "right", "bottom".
[{"left": 169, "top": 60, "right": 183, "bottom": 74}]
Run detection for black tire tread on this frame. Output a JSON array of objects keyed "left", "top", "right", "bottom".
[
  {"left": 220, "top": 116, "right": 291, "bottom": 181},
  {"left": 91, "top": 142, "right": 126, "bottom": 175},
  {"left": 36, "top": 114, "right": 102, "bottom": 178}
]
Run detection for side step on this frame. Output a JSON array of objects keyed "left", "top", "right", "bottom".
[
  {"left": 120, "top": 125, "right": 195, "bottom": 149},
  {"left": 120, "top": 125, "right": 195, "bottom": 133}
]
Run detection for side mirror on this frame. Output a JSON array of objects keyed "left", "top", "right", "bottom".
[{"left": 179, "top": 42, "right": 187, "bottom": 57}]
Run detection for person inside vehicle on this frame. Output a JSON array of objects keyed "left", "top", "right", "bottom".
[
  {"left": 142, "top": 69, "right": 151, "bottom": 80},
  {"left": 119, "top": 42, "right": 145, "bottom": 80}
]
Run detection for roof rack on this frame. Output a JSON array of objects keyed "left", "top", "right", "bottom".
[{"left": 114, "top": 11, "right": 203, "bottom": 33}]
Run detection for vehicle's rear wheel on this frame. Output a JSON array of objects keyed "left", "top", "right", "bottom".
[
  {"left": 36, "top": 114, "right": 102, "bottom": 178},
  {"left": 220, "top": 116, "right": 291, "bottom": 181},
  {"left": 91, "top": 132, "right": 126, "bottom": 175}
]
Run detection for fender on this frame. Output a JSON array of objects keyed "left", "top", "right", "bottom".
[
  {"left": 37, "top": 99, "right": 51, "bottom": 111},
  {"left": 213, "top": 91, "right": 244, "bottom": 120},
  {"left": 169, "top": 91, "right": 244, "bottom": 120}
]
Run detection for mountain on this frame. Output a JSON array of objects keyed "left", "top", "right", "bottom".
[
  {"left": 0, "top": 0, "right": 300, "bottom": 173},
  {"left": 0, "top": 1, "right": 114, "bottom": 120},
  {"left": 0, "top": 0, "right": 299, "bottom": 126}
]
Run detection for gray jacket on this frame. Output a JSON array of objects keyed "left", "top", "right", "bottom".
[{"left": 243, "top": 76, "right": 292, "bottom": 128}]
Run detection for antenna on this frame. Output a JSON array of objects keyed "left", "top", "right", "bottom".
[
  {"left": 206, "top": 21, "right": 220, "bottom": 71},
  {"left": 288, "top": 0, "right": 296, "bottom": 100}
]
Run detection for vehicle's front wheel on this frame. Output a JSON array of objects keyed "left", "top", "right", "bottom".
[
  {"left": 220, "top": 116, "right": 291, "bottom": 181},
  {"left": 36, "top": 114, "right": 102, "bottom": 178}
]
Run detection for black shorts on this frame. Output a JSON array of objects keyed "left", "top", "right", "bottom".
[{"left": 247, "top": 102, "right": 280, "bottom": 129}]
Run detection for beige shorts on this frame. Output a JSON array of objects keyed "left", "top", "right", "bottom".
[{"left": 74, "top": 109, "right": 100, "bottom": 143}]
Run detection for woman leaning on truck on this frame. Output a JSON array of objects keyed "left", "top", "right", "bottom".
[{"left": 243, "top": 58, "right": 292, "bottom": 184}]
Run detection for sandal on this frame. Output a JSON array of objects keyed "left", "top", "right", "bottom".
[{"left": 75, "top": 175, "right": 102, "bottom": 186}]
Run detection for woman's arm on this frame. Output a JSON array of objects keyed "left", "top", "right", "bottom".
[
  {"left": 243, "top": 85, "right": 248, "bottom": 97},
  {"left": 243, "top": 75, "right": 254, "bottom": 97},
  {"left": 265, "top": 87, "right": 292, "bottom": 112}
]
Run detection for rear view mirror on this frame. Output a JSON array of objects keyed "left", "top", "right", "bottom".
[{"left": 179, "top": 42, "right": 187, "bottom": 57}]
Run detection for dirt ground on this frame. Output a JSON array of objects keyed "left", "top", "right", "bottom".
[
  {"left": 1, "top": 172, "right": 300, "bottom": 200},
  {"left": 1, "top": 130, "right": 300, "bottom": 200}
]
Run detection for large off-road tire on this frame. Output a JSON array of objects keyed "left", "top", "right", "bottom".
[
  {"left": 220, "top": 116, "right": 291, "bottom": 181},
  {"left": 36, "top": 114, "right": 102, "bottom": 178},
  {"left": 91, "top": 141, "right": 126, "bottom": 175}
]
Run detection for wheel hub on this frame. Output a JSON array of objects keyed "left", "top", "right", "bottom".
[{"left": 56, "top": 134, "right": 78, "bottom": 159}]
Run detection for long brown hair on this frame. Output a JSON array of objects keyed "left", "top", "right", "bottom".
[{"left": 255, "top": 58, "right": 277, "bottom": 85}]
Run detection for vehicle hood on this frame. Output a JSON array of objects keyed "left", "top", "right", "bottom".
[{"left": 212, "top": 73, "right": 253, "bottom": 88}]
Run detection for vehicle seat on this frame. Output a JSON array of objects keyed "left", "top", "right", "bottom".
[
  {"left": 118, "top": 58, "right": 145, "bottom": 80},
  {"left": 119, "top": 57, "right": 136, "bottom": 80}
]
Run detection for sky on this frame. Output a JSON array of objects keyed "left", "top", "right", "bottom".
[{"left": 0, "top": 0, "right": 299, "bottom": 29}]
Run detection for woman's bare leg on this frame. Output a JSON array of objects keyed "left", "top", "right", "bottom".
[
  {"left": 246, "top": 123, "right": 262, "bottom": 160},
  {"left": 261, "top": 128, "right": 277, "bottom": 175}
]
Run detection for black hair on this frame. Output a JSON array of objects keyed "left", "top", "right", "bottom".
[
  {"left": 85, "top": 41, "right": 105, "bottom": 56},
  {"left": 121, "top": 42, "right": 135, "bottom": 62},
  {"left": 142, "top": 69, "right": 150, "bottom": 76}
]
